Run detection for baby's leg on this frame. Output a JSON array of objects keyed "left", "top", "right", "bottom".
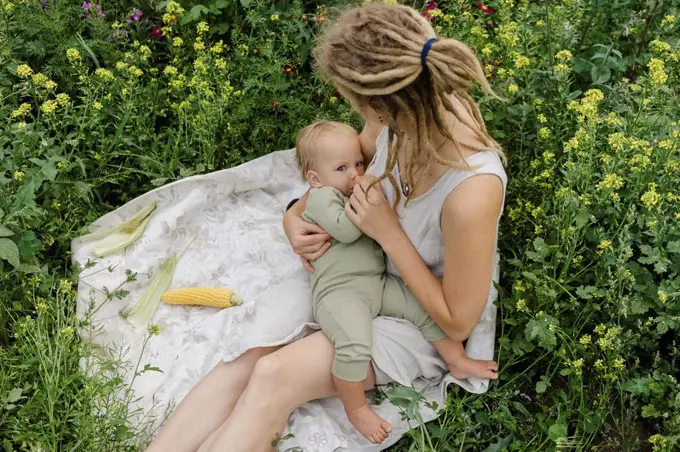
[
  {"left": 380, "top": 275, "right": 498, "bottom": 380},
  {"left": 315, "top": 296, "right": 392, "bottom": 444},
  {"left": 431, "top": 337, "right": 498, "bottom": 380}
]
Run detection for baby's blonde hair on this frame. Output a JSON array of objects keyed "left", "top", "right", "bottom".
[
  {"left": 295, "top": 120, "right": 358, "bottom": 181},
  {"left": 314, "top": 3, "right": 505, "bottom": 205}
]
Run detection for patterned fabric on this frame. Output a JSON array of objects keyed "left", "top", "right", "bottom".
[{"left": 72, "top": 139, "right": 504, "bottom": 450}]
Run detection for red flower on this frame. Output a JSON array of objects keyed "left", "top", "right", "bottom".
[
  {"left": 333, "top": 88, "right": 342, "bottom": 98},
  {"left": 426, "top": 1, "right": 438, "bottom": 11},
  {"left": 150, "top": 25, "right": 163, "bottom": 39},
  {"left": 421, "top": 11, "right": 432, "bottom": 21},
  {"left": 283, "top": 65, "right": 294, "bottom": 75},
  {"left": 473, "top": 2, "right": 495, "bottom": 14},
  {"left": 272, "top": 101, "right": 280, "bottom": 112}
]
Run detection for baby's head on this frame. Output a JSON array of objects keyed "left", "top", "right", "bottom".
[{"left": 295, "top": 121, "right": 365, "bottom": 196}]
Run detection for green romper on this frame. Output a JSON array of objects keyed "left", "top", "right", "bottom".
[{"left": 303, "top": 186, "right": 446, "bottom": 382}]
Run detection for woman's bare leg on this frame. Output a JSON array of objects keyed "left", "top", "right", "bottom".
[
  {"left": 145, "top": 346, "right": 280, "bottom": 452},
  {"left": 200, "top": 331, "right": 377, "bottom": 452}
]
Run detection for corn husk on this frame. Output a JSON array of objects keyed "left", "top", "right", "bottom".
[
  {"left": 82, "top": 201, "right": 157, "bottom": 257},
  {"left": 126, "top": 254, "right": 180, "bottom": 328}
]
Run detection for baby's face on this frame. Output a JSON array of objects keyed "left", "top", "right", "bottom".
[{"left": 309, "top": 133, "right": 365, "bottom": 196}]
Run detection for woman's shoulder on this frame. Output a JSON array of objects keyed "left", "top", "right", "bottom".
[{"left": 442, "top": 171, "right": 504, "bottom": 226}]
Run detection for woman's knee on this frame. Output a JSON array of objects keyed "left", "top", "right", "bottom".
[{"left": 249, "top": 352, "right": 288, "bottom": 388}]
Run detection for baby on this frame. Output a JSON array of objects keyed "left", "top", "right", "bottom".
[{"left": 295, "top": 121, "right": 498, "bottom": 444}]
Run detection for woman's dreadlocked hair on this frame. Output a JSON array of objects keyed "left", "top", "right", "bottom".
[{"left": 313, "top": 2, "right": 505, "bottom": 206}]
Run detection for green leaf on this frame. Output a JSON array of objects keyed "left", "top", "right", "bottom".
[
  {"left": 0, "top": 224, "right": 13, "bottom": 237},
  {"left": 548, "top": 421, "right": 568, "bottom": 440},
  {"left": 240, "top": 0, "right": 251, "bottom": 7},
  {"left": 622, "top": 377, "right": 653, "bottom": 396},
  {"left": 17, "top": 231, "right": 40, "bottom": 261},
  {"left": 667, "top": 241, "right": 680, "bottom": 253},
  {"left": 5, "top": 387, "right": 23, "bottom": 403},
  {"left": 180, "top": 5, "right": 209, "bottom": 24},
  {"left": 76, "top": 33, "right": 100, "bottom": 69},
  {"left": 0, "top": 238, "right": 20, "bottom": 268},
  {"left": 41, "top": 161, "right": 58, "bottom": 181},
  {"left": 525, "top": 316, "right": 557, "bottom": 349},
  {"left": 590, "top": 65, "right": 611, "bottom": 84},
  {"left": 536, "top": 380, "right": 548, "bottom": 394},
  {"left": 641, "top": 404, "right": 662, "bottom": 418},
  {"left": 576, "top": 285, "right": 596, "bottom": 300},
  {"left": 483, "top": 435, "right": 511, "bottom": 452}
]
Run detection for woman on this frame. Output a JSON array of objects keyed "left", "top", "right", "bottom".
[{"left": 146, "top": 3, "right": 506, "bottom": 451}]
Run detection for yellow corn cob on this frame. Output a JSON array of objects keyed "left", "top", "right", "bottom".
[{"left": 161, "top": 287, "right": 243, "bottom": 308}]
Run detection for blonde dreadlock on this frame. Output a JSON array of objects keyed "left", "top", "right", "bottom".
[{"left": 314, "top": 2, "right": 505, "bottom": 206}]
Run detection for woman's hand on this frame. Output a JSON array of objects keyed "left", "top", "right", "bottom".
[
  {"left": 283, "top": 208, "right": 331, "bottom": 272},
  {"left": 346, "top": 176, "right": 403, "bottom": 247}
]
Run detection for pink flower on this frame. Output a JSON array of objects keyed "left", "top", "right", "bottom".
[
  {"left": 421, "top": 11, "right": 432, "bottom": 21},
  {"left": 426, "top": 0, "right": 438, "bottom": 10}
]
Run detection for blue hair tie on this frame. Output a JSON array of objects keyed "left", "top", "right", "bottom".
[{"left": 421, "top": 38, "right": 437, "bottom": 69}]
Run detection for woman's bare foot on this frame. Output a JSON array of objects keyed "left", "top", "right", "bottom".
[
  {"left": 448, "top": 357, "right": 498, "bottom": 380},
  {"left": 346, "top": 404, "right": 392, "bottom": 444}
]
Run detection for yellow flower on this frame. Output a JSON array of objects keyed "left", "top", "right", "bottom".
[
  {"left": 481, "top": 43, "right": 494, "bottom": 57},
  {"left": 92, "top": 101, "right": 103, "bottom": 110},
  {"left": 537, "top": 114, "right": 547, "bottom": 123},
  {"left": 514, "top": 55, "right": 530, "bottom": 69},
  {"left": 128, "top": 66, "right": 143, "bottom": 77},
  {"left": 16, "top": 121, "right": 27, "bottom": 129},
  {"left": 31, "top": 72, "right": 48, "bottom": 87},
  {"left": 17, "top": 64, "right": 33, "bottom": 78},
  {"left": 172, "top": 37, "right": 184, "bottom": 47},
  {"left": 45, "top": 80, "right": 57, "bottom": 90},
  {"left": 11, "top": 103, "right": 31, "bottom": 119},
  {"left": 270, "top": 14, "right": 280, "bottom": 21},
  {"left": 164, "top": 65, "right": 178, "bottom": 77},
  {"left": 59, "top": 279, "right": 73, "bottom": 293},
  {"left": 661, "top": 15, "right": 676, "bottom": 28},
  {"left": 507, "top": 83, "right": 518, "bottom": 94},
  {"left": 516, "top": 299, "right": 526, "bottom": 311},
  {"left": 329, "top": 96, "right": 337, "bottom": 105},
  {"left": 538, "top": 127, "right": 551, "bottom": 139},
  {"left": 641, "top": 184, "right": 661, "bottom": 207},
  {"left": 498, "top": 22, "right": 519, "bottom": 47},
  {"left": 650, "top": 40, "right": 672, "bottom": 54},
  {"left": 148, "top": 324, "right": 163, "bottom": 336},
  {"left": 629, "top": 83, "right": 642, "bottom": 92},
  {"left": 658, "top": 290, "right": 667, "bottom": 304},
  {"left": 579, "top": 335, "right": 591, "bottom": 346},
  {"left": 535, "top": 20, "right": 545, "bottom": 26},
  {"left": 658, "top": 140, "right": 673, "bottom": 150},
  {"left": 56, "top": 93, "right": 70, "bottom": 107},
  {"left": 40, "top": 100, "right": 58, "bottom": 116},
  {"left": 612, "top": 357, "right": 625, "bottom": 371},
  {"left": 554, "top": 63, "right": 570, "bottom": 73},
  {"left": 95, "top": 68, "right": 114, "bottom": 80},
  {"left": 193, "top": 59, "right": 207, "bottom": 73},
  {"left": 139, "top": 45, "right": 152, "bottom": 57},
  {"left": 115, "top": 61, "right": 128, "bottom": 72},
  {"left": 13, "top": 170, "right": 25, "bottom": 182},
  {"left": 211, "top": 40, "right": 224, "bottom": 54},
  {"left": 555, "top": 50, "right": 573, "bottom": 61},
  {"left": 66, "top": 48, "right": 81, "bottom": 63},
  {"left": 647, "top": 58, "right": 667, "bottom": 86},
  {"left": 214, "top": 58, "right": 226, "bottom": 69},
  {"left": 197, "top": 21, "right": 209, "bottom": 34},
  {"left": 598, "top": 240, "right": 614, "bottom": 253},
  {"left": 597, "top": 173, "right": 624, "bottom": 191},
  {"left": 608, "top": 132, "right": 627, "bottom": 151},
  {"left": 111, "top": 21, "right": 121, "bottom": 29},
  {"left": 606, "top": 112, "right": 623, "bottom": 127},
  {"left": 60, "top": 326, "right": 75, "bottom": 338},
  {"left": 51, "top": 199, "right": 61, "bottom": 209},
  {"left": 194, "top": 38, "right": 205, "bottom": 51}
]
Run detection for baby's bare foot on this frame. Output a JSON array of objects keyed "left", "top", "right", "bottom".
[
  {"left": 449, "top": 357, "right": 498, "bottom": 380},
  {"left": 346, "top": 404, "right": 392, "bottom": 444}
]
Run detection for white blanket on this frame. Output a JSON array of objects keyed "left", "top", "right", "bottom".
[{"left": 72, "top": 149, "right": 497, "bottom": 451}]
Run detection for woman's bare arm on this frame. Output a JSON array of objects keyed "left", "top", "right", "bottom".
[{"left": 381, "top": 175, "right": 503, "bottom": 341}]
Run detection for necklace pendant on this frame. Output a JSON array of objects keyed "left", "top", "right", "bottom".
[{"left": 401, "top": 180, "right": 410, "bottom": 197}]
